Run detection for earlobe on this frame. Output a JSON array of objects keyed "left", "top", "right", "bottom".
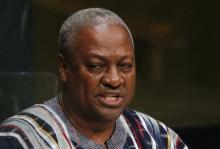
[{"left": 58, "top": 54, "right": 68, "bottom": 82}]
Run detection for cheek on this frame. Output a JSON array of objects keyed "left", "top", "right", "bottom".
[
  {"left": 81, "top": 73, "right": 102, "bottom": 94},
  {"left": 126, "top": 73, "right": 136, "bottom": 92},
  {"left": 127, "top": 71, "right": 136, "bottom": 83}
]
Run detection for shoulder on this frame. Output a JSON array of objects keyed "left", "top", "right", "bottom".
[
  {"left": 0, "top": 105, "right": 44, "bottom": 149},
  {"left": 120, "top": 108, "right": 188, "bottom": 149},
  {"left": 0, "top": 131, "right": 27, "bottom": 149},
  {"left": 0, "top": 104, "right": 58, "bottom": 149},
  {"left": 0, "top": 103, "right": 74, "bottom": 149},
  {"left": 0, "top": 120, "right": 33, "bottom": 149}
]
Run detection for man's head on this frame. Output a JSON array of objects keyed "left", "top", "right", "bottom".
[
  {"left": 58, "top": 8, "right": 134, "bottom": 58},
  {"left": 58, "top": 8, "right": 136, "bottom": 124}
]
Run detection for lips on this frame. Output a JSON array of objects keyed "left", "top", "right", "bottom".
[
  {"left": 105, "top": 96, "right": 118, "bottom": 102},
  {"left": 96, "top": 93, "right": 124, "bottom": 108}
]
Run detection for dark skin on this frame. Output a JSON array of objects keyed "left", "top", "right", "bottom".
[{"left": 58, "top": 23, "right": 136, "bottom": 144}]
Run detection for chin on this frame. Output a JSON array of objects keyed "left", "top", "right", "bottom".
[{"left": 95, "top": 107, "right": 124, "bottom": 123}]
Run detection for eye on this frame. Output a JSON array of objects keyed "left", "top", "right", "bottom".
[
  {"left": 119, "top": 63, "right": 133, "bottom": 72},
  {"left": 87, "top": 63, "right": 105, "bottom": 72}
]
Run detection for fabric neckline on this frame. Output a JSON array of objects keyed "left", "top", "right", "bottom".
[{"left": 44, "top": 96, "right": 127, "bottom": 149}]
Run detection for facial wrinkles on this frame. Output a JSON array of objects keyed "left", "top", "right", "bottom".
[
  {"left": 74, "top": 23, "right": 134, "bottom": 56},
  {"left": 70, "top": 23, "right": 135, "bottom": 107},
  {"left": 56, "top": 22, "right": 138, "bottom": 141},
  {"left": 94, "top": 24, "right": 132, "bottom": 50},
  {"left": 80, "top": 25, "right": 133, "bottom": 89}
]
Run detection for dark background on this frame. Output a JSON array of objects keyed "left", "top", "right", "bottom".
[{"left": 0, "top": 0, "right": 219, "bottom": 148}]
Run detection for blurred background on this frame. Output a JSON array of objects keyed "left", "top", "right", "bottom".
[{"left": 0, "top": 0, "right": 219, "bottom": 148}]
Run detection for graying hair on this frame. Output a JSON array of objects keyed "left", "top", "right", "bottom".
[{"left": 58, "top": 8, "right": 134, "bottom": 56}]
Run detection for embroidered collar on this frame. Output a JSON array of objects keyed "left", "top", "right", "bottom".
[{"left": 44, "top": 96, "right": 127, "bottom": 149}]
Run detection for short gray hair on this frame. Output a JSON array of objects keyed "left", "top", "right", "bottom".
[{"left": 58, "top": 8, "right": 134, "bottom": 56}]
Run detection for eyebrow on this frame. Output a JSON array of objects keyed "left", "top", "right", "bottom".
[{"left": 87, "top": 52, "right": 135, "bottom": 61}]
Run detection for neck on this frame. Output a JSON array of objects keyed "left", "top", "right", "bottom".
[{"left": 59, "top": 95, "right": 115, "bottom": 145}]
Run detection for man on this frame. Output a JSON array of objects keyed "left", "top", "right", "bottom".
[{"left": 0, "top": 8, "right": 188, "bottom": 149}]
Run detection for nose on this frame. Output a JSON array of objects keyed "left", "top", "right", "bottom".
[{"left": 101, "top": 66, "right": 124, "bottom": 89}]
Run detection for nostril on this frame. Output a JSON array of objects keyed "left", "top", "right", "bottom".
[
  {"left": 101, "top": 76, "right": 124, "bottom": 89},
  {"left": 100, "top": 67, "right": 124, "bottom": 89}
]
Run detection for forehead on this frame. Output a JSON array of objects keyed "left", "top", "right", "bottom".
[{"left": 72, "top": 23, "right": 134, "bottom": 57}]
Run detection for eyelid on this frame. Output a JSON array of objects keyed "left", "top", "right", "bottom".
[
  {"left": 119, "top": 63, "right": 133, "bottom": 71},
  {"left": 89, "top": 63, "right": 104, "bottom": 68},
  {"left": 87, "top": 63, "right": 105, "bottom": 72},
  {"left": 119, "top": 62, "right": 133, "bottom": 67}
]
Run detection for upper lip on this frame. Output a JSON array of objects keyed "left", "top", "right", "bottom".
[{"left": 97, "top": 90, "right": 124, "bottom": 97}]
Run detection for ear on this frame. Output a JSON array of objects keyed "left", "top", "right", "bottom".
[{"left": 58, "top": 54, "right": 68, "bottom": 82}]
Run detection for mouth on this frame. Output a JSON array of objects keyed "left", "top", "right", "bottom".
[{"left": 97, "top": 94, "right": 124, "bottom": 108}]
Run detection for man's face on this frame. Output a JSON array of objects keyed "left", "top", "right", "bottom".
[{"left": 61, "top": 23, "right": 136, "bottom": 123}]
